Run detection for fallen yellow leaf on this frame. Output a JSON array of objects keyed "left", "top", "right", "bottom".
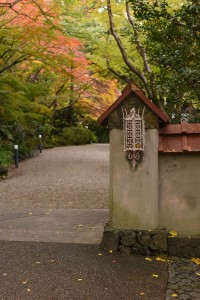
[
  {"left": 152, "top": 274, "right": 158, "bottom": 277},
  {"left": 109, "top": 250, "right": 113, "bottom": 254},
  {"left": 78, "top": 224, "right": 82, "bottom": 227},
  {"left": 140, "top": 292, "right": 145, "bottom": 295},
  {"left": 192, "top": 258, "right": 200, "bottom": 265},
  {"left": 196, "top": 272, "right": 200, "bottom": 276},
  {"left": 98, "top": 253, "right": 102, "bottom": 256},
  {"left": 171, "top": 294, "right": 178, "bottom": 297},
  {"left": 27, "top": 289, "right": 31, "bottom": 292},
  {"left": 28, "top": 212, "right": 32, "bottom": 215},
  {"left": 168, "top": 230, "right": 177, "bottom": 237},
  {"left": 77, "top": 278, "right": 83, "bottom": 281},
  {"left": 145, "top": 257, "right": 152, "bottom": 261},
  {"left": 22, "top": 281, "right": 27, "bottom": 285},
  {"left": 156, "top": 257, "right": 166, "bottom": 262}
]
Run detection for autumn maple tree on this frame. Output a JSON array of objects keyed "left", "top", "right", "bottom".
[{"left": 0, "top": 0, "right": 119, "bottom": 158}]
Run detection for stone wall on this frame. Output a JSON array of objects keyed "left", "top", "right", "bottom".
[
  {"left": 101, "top": 226, "right": 200, "bottom": 258},
  {"left": 101, "top": 226, "right": 167, "bottom": 256},
  {"left": 167, "top": 236, "right": 200, "bottom": 258}
]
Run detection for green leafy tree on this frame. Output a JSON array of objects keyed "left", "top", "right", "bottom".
[
  {"left": 136, "top": 0, "right": 200, "bottom": 121},
  {"left": 104, "top": 0, "right": 199, "bottom": 121}
]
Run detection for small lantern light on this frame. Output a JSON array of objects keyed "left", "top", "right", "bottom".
[
  {"left": 39, "top": 134, "right": 42, "bottom": 153},
  {"left": 14, "top": 144, "right": 19, "bottom": 168},
  {"left": 123, "top": 107, "right": 145, "bottom": 169}
]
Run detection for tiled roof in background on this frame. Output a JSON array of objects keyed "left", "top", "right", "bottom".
[{"left": 159, "top": 123, "right": 200, "bottom": 153}]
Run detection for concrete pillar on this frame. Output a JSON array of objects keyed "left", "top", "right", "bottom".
[{"left": 109, "top": 128, "right": 158, "bottom": 230}]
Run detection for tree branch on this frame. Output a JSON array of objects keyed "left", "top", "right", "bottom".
[
  {"left": 126, "top": 1, "right": 159, "bottom": 100},
  {"left": 0, "top": 1, "right": 22, "bottom": 8},
  {"left": 106, "top": 59, "right": 131, "bottom": 84},
  {"left": 0, "top": 54, "right": 30, "bottom": 74},
  {"left": 106, "top": 0, "right": 153, "bottom": 99},
  {"left": 125, "top": 1, "right": 151, "bottom": 74}
]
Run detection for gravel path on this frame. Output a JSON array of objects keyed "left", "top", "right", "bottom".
[{"left": 0, "top": 144, "right": 109, "bottom": 209}]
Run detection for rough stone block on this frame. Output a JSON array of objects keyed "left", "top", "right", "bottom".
[
  {"left": 151, "top": 232, "right": 167, "bottom": 251},
  {"left": 149, "top": 240, "right": 158, "bottom": 251},
  {"left": 118, "top": 229, "right": 135, "bottom": 237},
  {"left": 168, "top": 246, "right": 182, "bottom": 257},
  {"left": 194, "top": 246, "right": 200, "bottom": 257},
  {"left": 119, "top": 245, "right": 131, "bottom": 255},
  {"left": 138, "top": 231, "right": 151, "bottom": 247},
  {"left": 101, "top": 228, "right": 119, "bottom": 251},
  {"left": 118, "top": 230, "right": 126, "bottom": 238},
  {"left": 181, "top": 247, "right": 196, "bottom": 258},
  {"left": 132, "top": 243, "right": 151, "bottom": 256},
  {"left": 179, "top": 237, "right": 192, "bottom": 247},
  {"left": 121, "top": 232, "right": 136, "bottom": 247},
  {"left": 190, "top": 237, "right": 200, "bottom": 248},
  {"left": 167, "top": 237, "right": 179, "bottom": 246}
]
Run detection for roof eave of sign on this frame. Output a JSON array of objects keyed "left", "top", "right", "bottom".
[{"left": 98, "top": 82, "right": 169, "bottom": 125}]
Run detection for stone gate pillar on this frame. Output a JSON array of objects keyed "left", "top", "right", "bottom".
[
  {"left": 98, "top": 82, "right": 169, "bottom": 255},
  {"left": 109, "top": 126, "right": 159, "bottom": 230}
]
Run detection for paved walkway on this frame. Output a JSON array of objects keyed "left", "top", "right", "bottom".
[
  {"left": 0, "top": 207, "right": 108, "bottom": 244},
  {"left": 166, "top": 257, "right": 200, "bottom": 300},
  {"left": 0, "top": 145, "right": 199, "bottom": 300},
  {"left": 0, "top": 241, "right": 167, "bottom": 300}
]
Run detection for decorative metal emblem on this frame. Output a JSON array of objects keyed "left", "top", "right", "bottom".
[
  {"left": 123, "top": 107, "right": 145, "bottom": 169},
  {"left": 131, "top": 83, "right": 140, "bottom": 91}
]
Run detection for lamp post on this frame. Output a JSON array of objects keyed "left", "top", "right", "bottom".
[
  {"left": 14, "top": 145, "right": 19, "bottom": 168},
  {"left": 39, "top": 134, "right": 42, "bottom": 153}
]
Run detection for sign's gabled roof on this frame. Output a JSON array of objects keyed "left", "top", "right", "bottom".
[{"left": 98, "top": 82, "right": 169, "bottom": 125}]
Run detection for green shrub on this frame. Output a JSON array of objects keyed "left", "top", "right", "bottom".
[
  {"left": 17, "top": 136, "right": 39, "bottom": 159},
  {"left": 50, "top": 135, "right": 66, "bottom": 146},
  {"left": 18, "top": 143, "right": 31, "bottom": 160},
  {"left": 85, "top": 120, "right": 109, "bottom": 143},
  {"left": 62, "top": 127, "right": 96, "bottom": 145},
  {"left": 0, "top": 148, "right": 13, "bottom": 167}
]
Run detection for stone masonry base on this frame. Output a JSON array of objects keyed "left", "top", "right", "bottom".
[{"left": 100, "top": 226, "right": 200, "bottom": 258}]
